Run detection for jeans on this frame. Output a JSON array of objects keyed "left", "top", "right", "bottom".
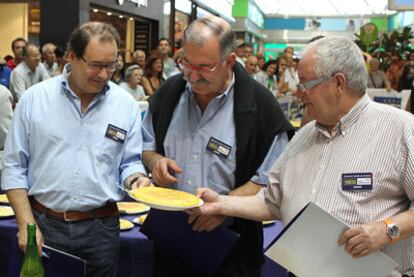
[{"left": 33, "top": 209, "right": 120, "bottom": 277}]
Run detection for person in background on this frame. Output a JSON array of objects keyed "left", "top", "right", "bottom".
[
  {"left": 367, "top": 58, "right": 391, "bottom": 91},
  {"left": 9, "top": 44, "right": 50, "bottom": 102},
  {"left": 132, "top": 49, "right": 146, "bottom": 70},
  {"left": 142, "top": 15, "right": 294, "bottom": 277},
  {"left": 0, "top": 84, "right": 13, "bottom": 178},
  {"left": 0, "top": 58, "right": 11, "bottom": 88},
  {"left": 1, "top": 22, "right": 150, "bottom": 276},
  {"left": 398, "top": 51, "right": 414, "bottom": 91},
  {"left": 141, "top": 51, "right": 165, "bottom": 96},
  {"left": 168, "top": 48, "right": 184, "bottom": 77},
  {"left": 190, "top": 37, "right": 414, "bottom": 277},
  {"left": 235, "top": 39, "right": 246, "bottom": 67},
  {"left": 54, "top": 47, "right": 69, "bottom": 75},
  {"left": 158, "top": 38, "right": 176, "bottom": 78},
  {"left": 41, "top": 43, "right": 58, "bottom": 77},
  {"left": 245, "top": 55, "right": 259, "bottom": 77},
  {"left": 111, "top": 51, "right": 125, "bottom": 84},
  {"left": 386, "top": 55, "right": 404, "bottom": 91},
  {"left": 255, "top": 59, "right": 278, "bottom": 96},
  {"left": 243, "top": 43, "right": 254, "bottom": 59},
  {"left": 120, "top": 64, "right": 147, "bottom": 101},
  {"left": 256, "top": 52, "right": 266, "bottom": 71},
  {"left": 6, "top": 37, "right": 27, "bottom": 70}
]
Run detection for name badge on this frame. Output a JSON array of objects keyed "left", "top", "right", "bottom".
[
  {"left": 105, "top": 124, "right": 126, "bottom": 144},
  {"left": 341, "top": 173, "right": 373, "bottom": 191},
  {"left": 205, "top": 137, "right": 232, "bottom": 159}
]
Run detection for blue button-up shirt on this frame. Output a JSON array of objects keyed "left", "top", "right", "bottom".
[
  {"left": 1, "top": 65, "right": 146, "bottom": 211},
  {"left": 142, "top": 74, "right": 288, "bottom": 195}
]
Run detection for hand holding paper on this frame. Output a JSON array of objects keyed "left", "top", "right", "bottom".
[{"left": 338, "top": 221, "right": 390, "bottom": 259}]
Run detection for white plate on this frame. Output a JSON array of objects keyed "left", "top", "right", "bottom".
[
  {"left": 0, "top": 205, "right": 14, "bottom": 218},
  {"left": 128, "top": 197, "right": 203, "bottom": 211},
  {"left": 116, "top": 202, "right": 150, "bottom": 214}
]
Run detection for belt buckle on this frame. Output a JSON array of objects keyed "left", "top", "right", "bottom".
[{"left": 63, "top": 211, "right": 75, "bottom": 222}]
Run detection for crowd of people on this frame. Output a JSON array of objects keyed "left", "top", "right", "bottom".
[{"left": 0, "top": 15, "right": 413, "bottom": 277}]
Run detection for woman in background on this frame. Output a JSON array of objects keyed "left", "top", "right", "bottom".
[
  {"left": 120, "top": 65, "right": 147, "bottom": 101},
  {"left": 141, "top": 51, "right": 165, "bottom": 96}
]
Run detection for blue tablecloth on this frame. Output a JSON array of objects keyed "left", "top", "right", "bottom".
[{"left": 0, "top": 212, "right": 286, "bottom": 277}]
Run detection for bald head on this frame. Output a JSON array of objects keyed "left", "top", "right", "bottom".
[
  {"left": 183, "top": 15, "right": 235, "bottom": 59},
  {"left": 245, "top": 55, "right": 258, "bottom": 75}
]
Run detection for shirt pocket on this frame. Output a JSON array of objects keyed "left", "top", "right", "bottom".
[
  {"left": 96, "top": 137, "right": 124, "bottom": 165},
  {"left": 206, "top": 146, "right": 237, "bottom": 194}
]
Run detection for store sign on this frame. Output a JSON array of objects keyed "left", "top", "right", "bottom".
[{"left": 117, "top": 0, "right": 148, "bottom": 7}]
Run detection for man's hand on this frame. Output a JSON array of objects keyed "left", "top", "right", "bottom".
[
  {"left": 337, "top": 221, "right": 389, "bottom": 258},
  {"left": 188, "top": 214, "right": 226, "bottom": 232},
  {"left": 151, "top": 157, "right": 183, "bottom": 186},
  {"left": 187, "top": 188, "right": 222, "bottom": 217},
  {"left": 130, "top": 176, "right": 152, "bottom": 190},
  {"left": 18, "top": 223, "right": 44, "bottom": 255}
]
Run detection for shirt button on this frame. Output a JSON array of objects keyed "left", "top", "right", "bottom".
[
  {"left": 193, "top": 154, "right": 197, "bottom": 160},
  {"left": 188, "top": 180, "right": 192, "bottom": 185}
]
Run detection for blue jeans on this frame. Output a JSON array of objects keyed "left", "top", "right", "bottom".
[{"left": 33, "top": 209, "right": 120, "bottom": 277}]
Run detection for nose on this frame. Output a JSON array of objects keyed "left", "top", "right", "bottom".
[{"left": 97, "top": 67, "right": 110, "bottom": 79}]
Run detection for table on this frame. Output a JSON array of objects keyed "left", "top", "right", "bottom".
[{"left": 0, "top": 212, "right": 286, "bottom": 277}]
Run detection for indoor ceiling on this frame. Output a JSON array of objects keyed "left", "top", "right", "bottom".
[{"left": 255, "top": 0, "right": 394, "bottom": 17}]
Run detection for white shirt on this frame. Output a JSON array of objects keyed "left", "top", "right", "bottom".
[
  {"left": 260, "top": 94, "right": 414, "bottom": 276},
  {"left": 10, "top": 61, "right": 50, "bottom": 101}
]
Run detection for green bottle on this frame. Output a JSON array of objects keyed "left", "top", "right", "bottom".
[{"left": 20, "top": 223, "right": 45, "bottom": 277}]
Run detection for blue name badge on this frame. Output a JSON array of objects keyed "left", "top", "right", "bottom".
[{"left": 341, "top": 173, "right": 373, "bottom": 191}]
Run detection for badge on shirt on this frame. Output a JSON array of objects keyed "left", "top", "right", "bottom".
[
  {"left": 205, "top": 137, "right": 232, "bottom": 159},
  {"left": 341, "top": 173, "right": 373, "bottom": 191},
  {"left": 105, "top": 124, "right": 126, "bottom": 144}
]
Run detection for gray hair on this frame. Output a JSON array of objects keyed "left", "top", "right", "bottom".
[
  {"left": 303, "top": 37, "right": 367, "bottom": 95},
  {"left": 41, "top": 43, "right": 56, "bottom": 54},
  {"left": 183, "top": 16, "right": 235, "bottom": 60},
  {"left": 124, "top": 64, "right": 142, "bottom": 80}
]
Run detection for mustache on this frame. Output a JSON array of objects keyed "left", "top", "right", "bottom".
[{"left": 182, "top": 75, "right": 210, "bottom": 86}]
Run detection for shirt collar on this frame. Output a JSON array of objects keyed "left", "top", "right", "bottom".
[
  {"left": 316, "top": 93, "right": 370, "bottom": 137},
  {"left": 60, "top": 63, "right": 110, "bottom": 100}
]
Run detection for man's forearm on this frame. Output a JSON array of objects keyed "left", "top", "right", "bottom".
[
  {"left": 6, "top": 189, "right": 35, "bottom": 230},
  {"left": 219, "top": 194, "right": 275, "bottom": 221},
  {"left": 229, "top": 180, "right": 263, "bottom": 197}
]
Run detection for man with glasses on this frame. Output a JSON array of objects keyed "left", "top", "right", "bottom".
[
  {"left": 2, "top": 22, "right": 149, "bottom": 276},
  {"left": 189, "top": 37, "right": 414, "bottom": 277},
  {"left": 142, "top": 15, "right": 294, "bottom": 276}
]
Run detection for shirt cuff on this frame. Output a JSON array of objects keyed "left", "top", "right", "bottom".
[
  {"left": 250, "top": 174, "right": 268, "bottom": 186},
  {"left": 121, "top": 164, "right": 147, "bottom": 185}
]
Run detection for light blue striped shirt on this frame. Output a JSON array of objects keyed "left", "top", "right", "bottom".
[
  {"left": 142, "top": 74, "right": 288, "bottom": 195},
  {"left": 1, "top": 65, "right": 146, "bottom": 211}
]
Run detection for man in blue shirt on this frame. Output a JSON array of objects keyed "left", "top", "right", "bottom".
[
  {"left": 1, "top": 22, "right": 149, "bottom": 276},
  {"left": 142, "top": 15, "right": 294, "bottom": 276},
  {"left": 0, "top": 60, "right": 11, "bottom": 88}
]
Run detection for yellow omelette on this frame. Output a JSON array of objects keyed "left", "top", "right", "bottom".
[
  {"left": 0, "top": 206, "right": 14, "bottom": 217},
  {"left": 131, "top": 187, "right": 201, "bottom": 208},
  {"left": 0, "top": 194, "right": 9, "bottom": 204},
  {"left": 119, "top": 219, "right": 134, "bottom": 230}
]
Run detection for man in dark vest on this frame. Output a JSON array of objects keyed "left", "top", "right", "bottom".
[{"left": 142, "top": 15, "right": 294, "bottom": 277}]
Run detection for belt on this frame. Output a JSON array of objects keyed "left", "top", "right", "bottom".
[{"left": 30, "top": 197, "right": 119, "bottom": 222}]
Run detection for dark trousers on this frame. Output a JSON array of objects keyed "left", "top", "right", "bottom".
[
  {"left": 153, "top": 243, "right": 261, "bottom": 277},
  {"left": 33, "top": 209, "right": 120, "bottom": 277}
]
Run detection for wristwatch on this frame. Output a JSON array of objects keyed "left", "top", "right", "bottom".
[{"left": 383, "top": 219, "right": 400, "bottom": 243}]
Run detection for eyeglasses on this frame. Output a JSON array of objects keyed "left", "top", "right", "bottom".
[
  {"left": 177, "top": 56, "right": 224, "bottom": 74},
  {"left": 297, "top": 76, "right": 330, "bottom": 93},
  {"left": 80, "top": 56, "right": 117, "bottom": 72}
]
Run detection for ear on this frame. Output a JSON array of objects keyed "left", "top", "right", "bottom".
[
  {"left": 226, "top": 52, "right": 237, "bottom": 69},
  {"left": 67, "top": 51, "right": 77, "bottom": 63},
  {"left": 333, "top": 72, "right": 346, "bottom": 94}
]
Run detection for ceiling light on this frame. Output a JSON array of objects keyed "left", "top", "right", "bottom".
[{"left": 107, "top": 12, "right": 112, "bottom": 16}]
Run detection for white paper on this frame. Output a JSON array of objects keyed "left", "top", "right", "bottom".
[{"left": 265, "top": 202, "right": 398, "bottom": 277}]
